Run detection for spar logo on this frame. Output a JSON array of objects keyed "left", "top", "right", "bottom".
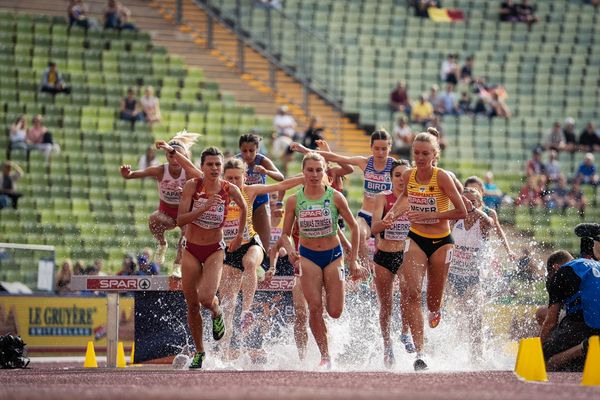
[
  {"left": 258, "top": 276, "right": 295, "bottom": 291},
  {"left": 87, "top": 278, "right": 151, "bottom": 290}
]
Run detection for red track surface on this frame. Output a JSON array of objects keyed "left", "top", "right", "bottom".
[{"left": 1, "top": 362, "right": 598, "bottom": 400}]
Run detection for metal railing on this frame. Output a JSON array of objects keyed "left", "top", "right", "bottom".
[{"left": 189, "top": 0, "right": 345, "bottom": 115}]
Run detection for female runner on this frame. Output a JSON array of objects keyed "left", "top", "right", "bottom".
[
  {"left": 218, "top": 158, "right": 304, "bottom": 358},
  {"left": 447, "top": 187, "right": 493, "bottom": 363},
  {"left": 290, "top": 130, "right": 396, "bottom": 270},
  {"left": 385, "top": 127, "right": 467, "bottom": 371},
  {"left": 176, "top": 146, "right": 247, "bottom": 369},
  {"left": 237, "top": 133, "right": 284, "bottom": 257},
  {"left": 281, "top": 152, "right": 368, "bottom": 369},
  {"left": 370, "top": 159, "right": 415, "bottom": 368},
  {"left": 120, "top": 132, "right": 199, "bottom": 274}
]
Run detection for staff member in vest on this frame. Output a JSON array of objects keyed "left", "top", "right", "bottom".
[
  {"left": 447, "top": 188, "right": 493, "bottom": 364},
  {"left": 280, "top": 152, "right": 368, "bottom": 369},
  {"left": 371, "top": 159, "right": 416, "bottom": 368},
  {"left": 218, "top": 158, "right": 304, "bottom": 360},
  {"left": 290, "top": 130, "right": 396, "bottom": 272},
  {"left": 122, "top": 132, "right": 200, "bottom": 275},
  {"left": 176, "top": 147, "right": 247, "bottom": 369},
  {"left": 541, "top": 223, "right": 600, "bottom": 371},
  {"left": 384, "top": 127, "right": 467, "bottom": 371}
]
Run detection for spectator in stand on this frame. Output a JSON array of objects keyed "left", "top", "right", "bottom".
[
  {"left": 40, "top": 62, "right": 71, "bottom": 95},
  {"left": 120, "top": 87, "right": 144, "bottom": 130},
  {"left": 138, "top": 145, "right": 159, "bottom": 171},
  {"left": 117, "top": 253, "right": 137, "bottom": 275},
  {"left": 562, "top": 117, "right": 578, "bottom": 153},
  {"left": 569, "top": 181, "right": 587, "bottom": 218},
  {"left": 7, "top": 115, "right": 28, "bottom": 159},
  {"left": 458, "top": 92, "right": 472, "bottom": 115},
  {"left": 429, "top": 115, "right": 448, "bottom": 150},
  {"left": 389, "top": 81, "right": 411, "bottom": 116},
  {"left": 488, "top": 92, "right": 511, "bottom": 119},
  {"left": 440, "top": 53, "right": 460, "bottom": 85},
  {"left": 140, "top": 86, "right": 161, "bottom": 126},
  {"left": 548, "top": 174, "right": 570, "bottom": 214},
  {"left": 575, "top": 153, "right": 599, "bottom": 186},
  {"left": 411, "top": 94, "right": 434, "bottom": 126},
  {"left": 272, "top": 105, "right": 297, "bottom": 174},
  {"left": 526, "top": 147, "right": 546, "bottom": 177},
  {"left": 136, "top": 248, "right": 160, "bottom": 275},
  {"left": 302, "top": 116, "right": 324, "bottom": 150},
  {"left": 55, "top": 260, "right": 73, "bottom": 295},
  {"left": 414, "top": 0, "right": 440, "bottom": 18},
  {"left": 579, "top": 121, "right": 600, "bottom": 153},
  {"left": 545, "top": 150, "right": 562, "bottom": 185},
  {"left": 482, "top": 171, "right": 504, "bottom": 210},
  {"left": 436, "top": 83, "right": 459, "bottom": 116},
  {"left": 392, "top": 115, "right": 414, "bottom": 157},
  {"left": 500, "top": 0, "right": 519, "bottom": 21},
  {"left": 0, "top": 161, "right": 24, "bottom": 210},
  {"left": 545, "top": 122, "right": 566, "bottom": 152},
  {"left": 93, "top": 259, "right": 106, "bottom": 276},
  {"left": 427, "top": 84, "right": 439, "bottom": 107},
  {"left": 516, "top": 175, "right": 545, "bottom": 209},
  {"left": 27, "top": 114, "right": 60, "bottom": 167},
  {"left": 104, "top": 0, "right": 137, "bottom": 30},
  {"left": 517, "top": 0, "right": 539, "bottom": 30},
  {"left": 460, "top": 55, "right": 475, "bottom": 85},
  {"left": 68, "top": 0, "right": 99, "bottom": 30},
  {"left": 73, "top": 259, "right": 86, "bottom": 275}
]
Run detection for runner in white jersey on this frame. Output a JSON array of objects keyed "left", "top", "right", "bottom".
[
  {"left": 290, "top": 129, "right": 395, "bottom": 272},
  {"left": 447, "top": 187, "right": 493, "bottom": 363},
  {"left": 121, "top": 131, "right": 200, "bottom": 275}
]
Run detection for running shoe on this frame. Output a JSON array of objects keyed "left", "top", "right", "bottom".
[
  {"left": 318, "top": 358, "right": 332, "bottom": 370},
  {"left": 240, "top": 311, "right": 255, "bottom": 333},
  {"left": 155, "top": 243, "right": 168, "bottom": 265},
  {"left": 413, "top": 358, "right": 428, "bottom": 371},
  {"left": 189, "top": 351, "right": 205, "bottom": 369},
  {"left": 428, "top": 310, "right": 441, "bottom": 329},
  {"left": 400, "top": 334, "right": 416, "bottom": 353},
  {"left": 383, "top": 346, "right": 395, "bottom": 369},
  {"left": 212, "top": 312, "right": 226, "bottom": 341},
  {"left": 171, "top": 263, "right": 182, "bottom": 278}
]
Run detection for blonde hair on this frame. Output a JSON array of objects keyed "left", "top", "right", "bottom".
[
  {"left": 301, "top": 152, "right": 326, "bottom": 169},
  {"left": 223, "top": 157, "right": 246, "bottom": 172},
  {"left": 413, "top": 127, "right": 441, "bottom": 162},
  {"left": 168, "top": 130, "right": 201, "bottom": 157},
  {"left": 145, "top": 85, "right": 154, "bottom": 96}
]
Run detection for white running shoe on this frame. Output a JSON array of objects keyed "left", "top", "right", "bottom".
[
  {"left": 171, "top": 263, "right": 182, "bottom": 278},
  {"left": 155, "top": 243, "right": 168, "bottom": 265}
]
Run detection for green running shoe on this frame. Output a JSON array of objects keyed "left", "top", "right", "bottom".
[
  {"left": 189, "top": 352, "right": 205, "bottom": 369},
  {"left": 212, "top": 313, "right": 226, "bottom": 341}
]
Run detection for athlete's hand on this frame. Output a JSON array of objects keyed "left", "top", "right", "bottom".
[
  {"left": 382, "top": 211, "right": 396, "bottom": 225},
  {"left": 253, "top": 165, "right": 267, "bottom": 175},
  {"left": 264, "top": 269, "right": 275, "bottom": 284},
  {"left": 229, "top": 235, "right": 242, "bottom": 252},
  {"left": 155, "top": 140, "right": 173, "bottom": 152},
  {"left": 288, "top": 249, "right": 300, "bottom": 266},
  {"left": 315, "top": 139, "right": 331, "bottom": 152},
  {"left": 201, "top": 194, "right": 222, "bottom": 213},
  {"left": 349, "top": 260, "right": 369, "bottom": 282},
  {"left": 289, "top": 142, "right": 309, "bottom": 154},
  {"left": 508, "top": 250, "right": 517, "bottom": 262},
  {"left": 408, "top": 210, "right": 434, "bottom": 223},
  {"left": 120, "top": 165, "right": 132, "bottom": 178}
]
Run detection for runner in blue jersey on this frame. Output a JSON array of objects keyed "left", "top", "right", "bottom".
[{"left": 290, "top": 129, "right": 396, "bottom": 271}]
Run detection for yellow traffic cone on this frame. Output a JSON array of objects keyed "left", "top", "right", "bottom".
[
  {"left": 582, "top": 336, "right": 600, "bottom": 386},
  {"left": 117, "top": 342, "right": 126, "bottom": 368},
  {"left": 130, "top": 342, "right": 135, "bottom": 365},
  {"left": 514, "top": 337, "right": 548, "bottom": 382},
  {"left": 84, "top": 341, "right": 98, "bottom": 368}
]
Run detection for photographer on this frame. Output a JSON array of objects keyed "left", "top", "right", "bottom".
[{"left": 540, "top": 223, "right": 600, "bottom": 371}]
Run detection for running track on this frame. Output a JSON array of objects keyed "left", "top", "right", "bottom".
[{"left": 1, "top": 362, "right": 598, "bottom": 400}]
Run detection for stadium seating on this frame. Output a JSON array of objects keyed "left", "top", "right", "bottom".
[{"left": 0, "top": 10, "right": 274, "bottom": 284}]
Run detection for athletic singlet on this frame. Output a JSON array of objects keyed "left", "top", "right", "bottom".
[
  {"left": 449, "top": 219, "right": 486, "bottom": 277},
  {"left": 270, "top": 217, "right": 284, "bottom": 248},
  {"left": 158, "top": 164, "right": 186, "bottom": 205},
  {"left": 381, "top": 191, "right": 410, "bottom": 241},
  {"left": 363, "top": 156, "right": 394, "bottom": 198},
  {"left": 295, "top": 186, "right": 338, "bottom": 239},
  {"left": 223, "top": 187, "right": 256, "bottom": 244},
  {"left": 407, "top": 167, "right": 450, "bottom": 225},
  {"left": 237, "top": 152, "right": 269, "bottom": 207},
  {"left": 190, "top": 178, "right": 229, "bottom": 230}
]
